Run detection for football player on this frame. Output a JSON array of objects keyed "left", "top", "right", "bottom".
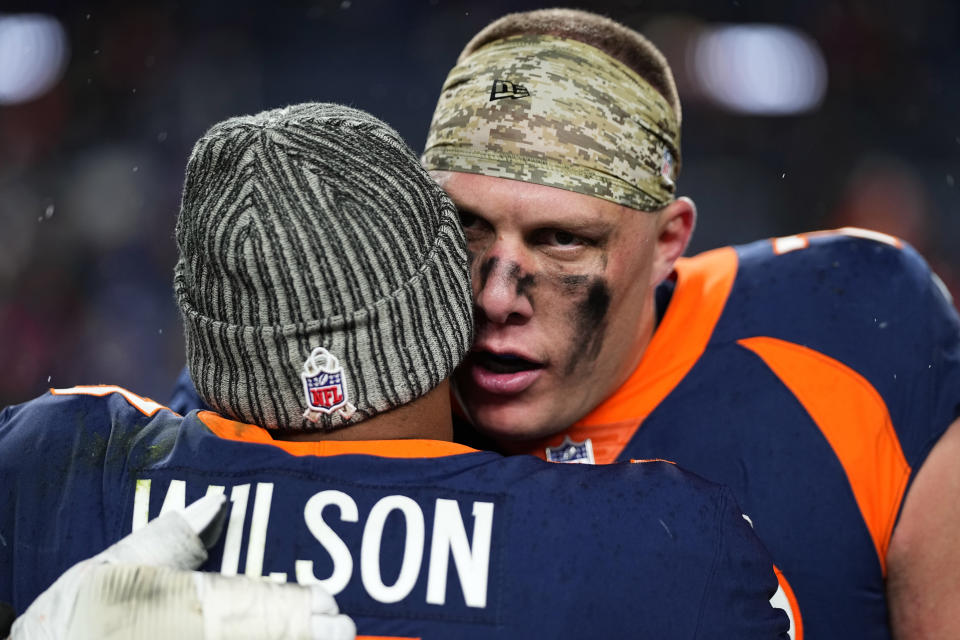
[
  {"left": 420, "top": 9, "right": 960, "bottom": 639},
  {"left": 1, "top": 103, "right": 788, "bottom": 638}
]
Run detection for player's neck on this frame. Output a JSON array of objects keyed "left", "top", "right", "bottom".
[
  {"left": 273, "top": 381, "right": 454, "bottom": 443},
  {"left": 614, "top": 288, "right": 660, "bottom": 389}
]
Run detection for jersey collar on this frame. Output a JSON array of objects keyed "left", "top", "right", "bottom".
[
  {"left": 511, "top": 246, "right": 739, "bottom": 464},
  {"left": 198, "top": 411, "right": 480, "bottom": 459}
]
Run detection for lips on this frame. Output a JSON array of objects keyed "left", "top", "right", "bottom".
[
  {"left": 474, "top": 352, "right": 541, "bottom": 373},
  {"left": 465, "top": 350, "right": 544, "bottom": 395}
]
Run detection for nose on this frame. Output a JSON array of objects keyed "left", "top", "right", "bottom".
[{"left": 474, "top": 251, "right": 535, "bottom": 325}]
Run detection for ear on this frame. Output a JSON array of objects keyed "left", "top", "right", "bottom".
[{"left": 650, "top": 196, "right": 696, "bottom": 286}]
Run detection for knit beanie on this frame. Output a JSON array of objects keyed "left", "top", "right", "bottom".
[{"left": 174, "top": 103, "right": 473, "bottom": 431}]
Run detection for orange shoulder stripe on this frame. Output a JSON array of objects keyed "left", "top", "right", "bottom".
[
  {"left": 739, "top": 336, "right": 910, "bottom": 575},
  {"left": 198, "top": 411, "right": 479, "bottom": 459}
]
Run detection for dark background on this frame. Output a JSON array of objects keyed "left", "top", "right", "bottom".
[{"left": 1, "top": 0, "right": 958, "bottom": 406}]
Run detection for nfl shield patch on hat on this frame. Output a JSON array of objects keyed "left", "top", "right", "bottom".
[{"left": 301, "top": 347, "right": 356, "bottom": 422}]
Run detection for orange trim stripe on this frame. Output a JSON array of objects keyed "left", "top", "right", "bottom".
[
  {"left": 773, "top": 228, "right": 903, "bottom": 254},
  {"left": 774, "top": 565, "right": 804, "bottom": 640},
  {"left": 51, "top": 385, "right": 175, "bottom": 417},
  {"left": 357, "top": 636, "right": 420, "bottom": 640},
  {"left": 198, "top": 411, "right": 479, "bottom": 459},
  {"left": 739, "top": 336, "right": 910, "bottom": 575},
  {"left": 520, "top": 247, "right": 739, "bottom": 464},
  {"left": 820, "top": 226, "right": 903, "bottom": 249}
]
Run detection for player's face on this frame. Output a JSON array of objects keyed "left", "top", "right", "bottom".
[{"left": 435, "top": 171, "right": 689, "bottom": 441}]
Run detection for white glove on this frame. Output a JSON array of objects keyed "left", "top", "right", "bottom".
[{"left": 9, "top": 494, "right": 355, "bottom": 640}]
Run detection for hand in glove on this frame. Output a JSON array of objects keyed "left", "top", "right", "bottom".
[{"left": 7, "top": 494, "right": 355, "bottom": 640}]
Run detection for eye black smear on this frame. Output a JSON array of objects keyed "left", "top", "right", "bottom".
[
  {"left": 584, "top": 279, "right": 611, "bottom": 328},
  {"left": 516, "top": 273, "right": 536, "bottom": 297},
  {"left": 566, "top": 277, "right": 611, "bottom": 374},
  {"left": 479, "top": 257, "right": 498, "bottom": 289}
]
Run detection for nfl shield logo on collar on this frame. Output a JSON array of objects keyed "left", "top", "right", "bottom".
[
  {"left": 545, "top": 436, "right": 595, "bottom": 464},
  {"left": 301, "top": 347, "right": 356, "bottom": 422}
]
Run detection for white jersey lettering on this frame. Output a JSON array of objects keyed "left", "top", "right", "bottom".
[
  {"left": 427, "top": 499, "right": 494, "bottom": 608},
  {"left": 361, "top": 495, "right": 425, "bottom": 604},
  {"left": 299, "top": 490, "right": 358, "bottom": 594},
  {"left": 132, "top": 479, "right": 496, "bottom": 608}
]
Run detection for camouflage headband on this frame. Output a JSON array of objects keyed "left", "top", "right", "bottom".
[{"left": 422, "top": 34, "right": 681, "bottom": 212}]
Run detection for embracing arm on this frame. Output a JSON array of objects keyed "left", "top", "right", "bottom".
[
  {"left": 887, "top": 416, "right": 960, "bottom": 639},
  {"left": 696, "top": 488, "right": 791, "bottom": 639},
  {"left": 6, "top": 495, "right": 355, "bottom": 640}
]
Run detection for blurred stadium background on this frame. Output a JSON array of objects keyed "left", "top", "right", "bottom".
[{"left": 1, "top": 0, "right": 958, "bottom": 407}]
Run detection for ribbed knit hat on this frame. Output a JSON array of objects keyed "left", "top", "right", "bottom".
[{"left": 174, "top": 103, "right": 473, "bottom": 431}]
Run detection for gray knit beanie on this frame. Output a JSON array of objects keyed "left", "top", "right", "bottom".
[{"left": 174, "top": 103, "right": 473, "bottom": 431}]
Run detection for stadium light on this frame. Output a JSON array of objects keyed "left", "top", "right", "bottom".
[
  {"left": 0, "top": 13, "right": 69, "bottom": 105},
  {"left": 689, "top": 24, "right": 827, "bottom": 115}
]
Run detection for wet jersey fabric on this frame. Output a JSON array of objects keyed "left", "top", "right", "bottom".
[
  {"left": 0, "top": 388, "right": 789, "bottom": 639},
  {"left": 518, "top": 229, "right": 960, "bottom": 639}
]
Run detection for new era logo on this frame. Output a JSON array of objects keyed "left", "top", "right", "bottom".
[{"left": 490, "top": 79, "right": 530, "bottom": 101}]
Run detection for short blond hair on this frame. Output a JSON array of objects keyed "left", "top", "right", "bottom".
[{"left": 460, "top": 8, "right": 681, "bottom": 124}]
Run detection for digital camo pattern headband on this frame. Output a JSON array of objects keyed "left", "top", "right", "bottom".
[{"left": 423, "top": 34, "right": 681, "bottom": 212}]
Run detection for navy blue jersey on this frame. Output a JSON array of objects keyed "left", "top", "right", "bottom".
[
  {"left": 514, "top": 228, "right": 960, "bottom": 639},
  {"left": 0, "top": 386, "right": 788, "bottom": 638}
]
